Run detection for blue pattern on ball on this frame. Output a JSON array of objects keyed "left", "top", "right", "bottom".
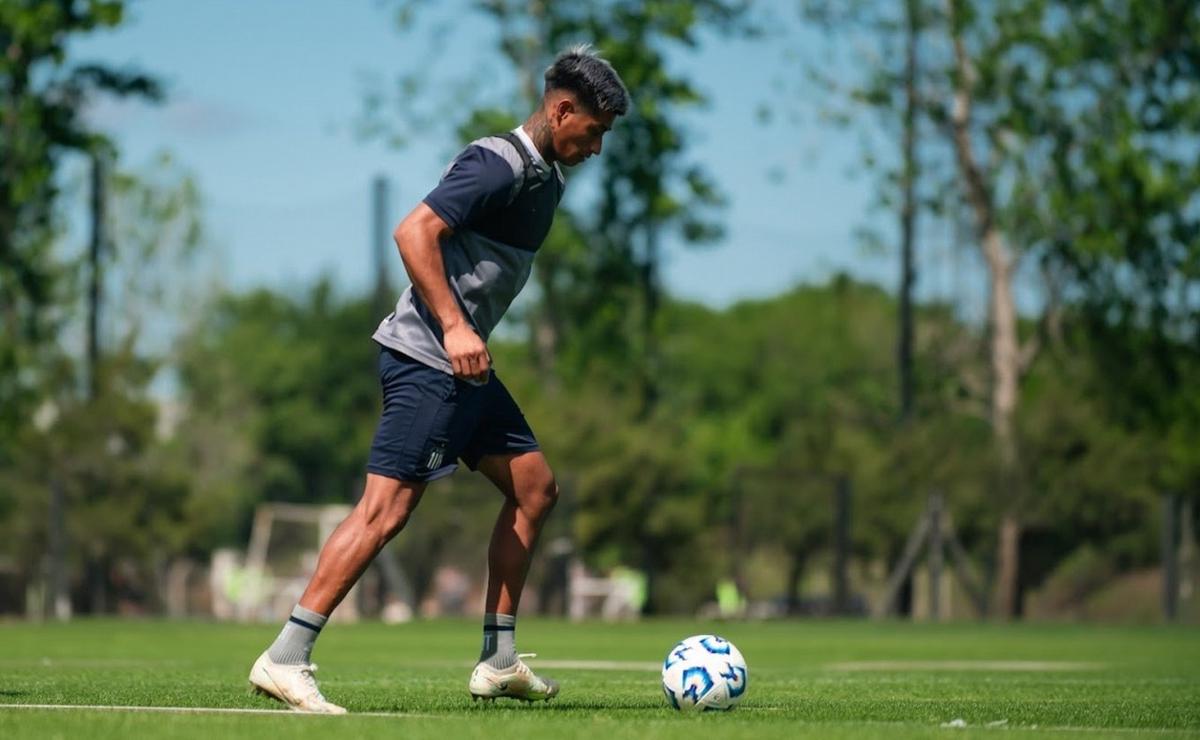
[
  {"left": 719, "top": 662, "right": 747, "bottom": 698},
  {"left": 681, "top": 665, "right": 715, "bottom": 704},
  {"left": 699, "top": 635, "right": 731, "bottom": 655},
  {"left": 663, "top": 643, "right": 690, "bottom": 670},
  {"left": 662, "top": 682, "right": 680, "bottom": 709}
]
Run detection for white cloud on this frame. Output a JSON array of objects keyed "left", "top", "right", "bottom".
[
  {"left": 84, "top": 95, "right": 259, "bottom": 139},
  {"left": 161, "top": 97, "right": 259, "bottom": 138}
]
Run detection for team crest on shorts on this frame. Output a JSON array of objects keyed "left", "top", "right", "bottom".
[{"left": 425, "top": 444, "right": 446, "bottom": 471}]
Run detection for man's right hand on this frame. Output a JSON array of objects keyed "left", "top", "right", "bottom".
[{"left": 444, "top": 322, "right": 490, "bottom": 383}]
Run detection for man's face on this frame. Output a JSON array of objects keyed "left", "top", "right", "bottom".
[{"left": 551, "top": 97, "right": 616, "bottom": 166}]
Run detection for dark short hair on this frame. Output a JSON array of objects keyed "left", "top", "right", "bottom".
[{"left": 543, "top": 44, "right": 629, "bottom": 116}]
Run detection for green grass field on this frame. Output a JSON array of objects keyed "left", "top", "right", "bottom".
[{"left": 0, "top": 618, "right": 1197, "bottom": 738}]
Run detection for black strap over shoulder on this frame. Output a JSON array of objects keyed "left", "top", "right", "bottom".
[
  {"left": 500, "top": 131, "right": 534, "bottom": 171},
  {"left": 499, "top": 130, "right": 562, "bottom": 204}
]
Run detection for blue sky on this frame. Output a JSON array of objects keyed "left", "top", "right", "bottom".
[{"left": 67, "top": 0, "right": 980, "bottom": 312}]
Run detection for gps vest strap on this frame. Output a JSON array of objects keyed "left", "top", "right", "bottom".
[
  {"left": 501, "top": 131, "right": 534, "bottom": 171},
  {"left": 499, "top": 131, "right": 560, "bottom": 205}
]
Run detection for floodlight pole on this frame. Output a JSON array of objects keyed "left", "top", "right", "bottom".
[
  {"left": 928, "top": 492, "right": 943, "bottom": 621},
  {"left": 832, "top": 475, "right": 852, "bottom": 615},
  {"left": 1163, "top": 493, "right": 1180, "bottom": 622},
  {"left": 372, "top": 175, "right": 392, "bottom": 323},
  {"left": 46, "top": 477, "right": 70, "bottom": 620},
  {"left": 87, "top": 152, "right": 105, "bottom": 400}
]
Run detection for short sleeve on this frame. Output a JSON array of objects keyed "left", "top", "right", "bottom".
[{"left": 422, "top": 145, "right": 516, "bottom": 230}]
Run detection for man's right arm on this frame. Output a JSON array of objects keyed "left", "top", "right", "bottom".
[{"left": 393, "top": 202, "right": 490, "bottom": 382}]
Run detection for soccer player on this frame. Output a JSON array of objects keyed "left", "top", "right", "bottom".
[{"left": 247, "top": 45, "right": 628, "bottom": 713}]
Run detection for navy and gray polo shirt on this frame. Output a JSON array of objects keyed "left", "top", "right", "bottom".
[{"left": 373, "top": 127, "right": 565, "bottom": 375}]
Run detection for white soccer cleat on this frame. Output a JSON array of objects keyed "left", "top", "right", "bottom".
[
  {"left": 248, "top": 650, "right": 347, "bottom": 714},
  {"left": 469, "top": 653, "right": 560, "bottom": 703}
]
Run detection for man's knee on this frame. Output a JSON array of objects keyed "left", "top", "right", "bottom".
[
  {"left": 520, "top": 475, "right": 559, "bottom": 519},
  {"left": 358, "top": 478, "right": 423, "bottom": 542}
]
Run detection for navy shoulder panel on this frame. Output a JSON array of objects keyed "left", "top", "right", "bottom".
[{"left": 422, "top": 144, "right": 517, "bottom": 231}]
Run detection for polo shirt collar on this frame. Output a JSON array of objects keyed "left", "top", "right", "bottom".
[{"left": 513, "top": 125, "right": 551, "bottom": 174}]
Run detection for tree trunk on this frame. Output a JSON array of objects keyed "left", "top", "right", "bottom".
[
  {"left": 88, "top": 556, "right": 109, "bottom": 614},
  {"left": 985, "top": 226, "right": 1022, "bottom": 618},
  {"left": 1181, "top": 496, "right": 1197, "bottom": 611},
  {"left": 1162, "top": 493, "right": 1180, "bottom": 622},
  {"left": 640, "top": 539, "right": 659, "bottom": 616},
  {"left": 898, "top": 0, "right": 921, "bottom": 424},
  {"left": 832, "top": 476, "right": 852, "bottom": 614},
  {"left": 532, "top": 269, "right": 562, "bottom": 391},
  {"left": 947, "top": 0, "right": 1024, "bottom": 618},
  {"left": 47, "top": 476, "right": 71, "bottom": 620},
  {"left": 1, "top": 39, "right": 31, "bottom": 361},
  {"left": 88, "top": 153, "right": 105, "bottom": 400},
  {"left": 639, "top": 219, "right": 661, "bottom": 415},
  {"left": 786, "top": 550, "right": 805, "bottom": 615}
]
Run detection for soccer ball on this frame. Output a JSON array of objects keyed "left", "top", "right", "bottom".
[{"left": 661, "top": 634, "right": 748, "bottom": 712}]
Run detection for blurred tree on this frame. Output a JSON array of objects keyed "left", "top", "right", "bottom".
[
  {"left": 1030, "top": 0, "right": 1200, "bottom": 514},
  {"left": 1017, "top": 331, "right": 1162, "bottom": 595},
  {"left": 930, "top": 0, "right": 1200, "bottom": 614},
  {"left": 799, "top": 0, "right": 1179, "bottom": 618},
  {"left": 937, "top": 0, "right": 1041, "bottom": 618},
  {"left": 0, "top": 153, "right": 204, "bottom": 614},
  {"left": 657, "top": 278, "right": 897, "bottom": 612},
  {"left": 870, "top": 0, "right": 1200, "bottom": 617},
  {"left": 176, "top": 283, "right": 380, "bottom": 510},
  {"left": 160, "top": 270, "right": 1164, "bottom": 616},
  {"left": 0, "top": 0, "right": 161, "bottom": 456},
  {"left": 798, "top": 0, "right": 940, "bottom": 616},
  {"left": 800, "top": 0, "right": 929, "bottom": 423}
]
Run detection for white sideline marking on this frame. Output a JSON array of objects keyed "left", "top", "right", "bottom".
[
  {"left": 0, "top": 703, "right": 438, "bottom": 719},
  {"left": 0, "top": 659, "right": 188, "bottom": 668},
  {"left": 825, "top": 660, "right": 1104, "bottom": 672}
]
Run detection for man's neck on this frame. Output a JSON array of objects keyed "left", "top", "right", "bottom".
[{"left": 522, "top": 113, "right": 555, "bottom": 164}]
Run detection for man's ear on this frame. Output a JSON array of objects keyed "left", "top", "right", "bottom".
[{"left": 553, "top": 95, "right": 575, "bottom": 126}]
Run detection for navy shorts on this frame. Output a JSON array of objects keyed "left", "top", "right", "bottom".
[{"left": 366, "top": 344, "right": 539, "bottom": 482}]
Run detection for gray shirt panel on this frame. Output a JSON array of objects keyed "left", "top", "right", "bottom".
[{"left": 371, "top": 132, "right": 559, "bottom": 377}]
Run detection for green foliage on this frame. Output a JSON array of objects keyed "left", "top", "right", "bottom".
[
  {"left": 4, "top": 0, "right": 1193, "bottom": 619},
  {"left": 0, "top": 151, "right": 209, "bottom": 610},
  {"left": 176, "top": 281, "right": 381, "bottom": 510},
  {"left": 1038, "top": 1, "right": 1200, "bottom": 494},
  {"left": 0, "top": 0, "right": 161, "bottom": 459},
  {"left": 155, "top": 264, "right": 1171, "bottom": 613},
  {"left": 911, "top": 0, "right": 1200, "bottom": 500}
]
